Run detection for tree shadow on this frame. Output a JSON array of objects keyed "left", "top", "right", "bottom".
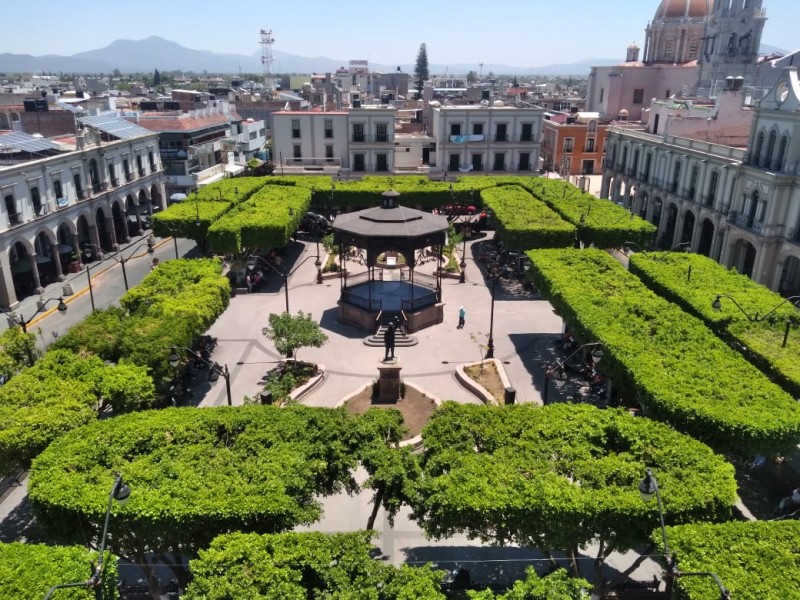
[{"left": 0, "top": 494, "right": 47, "bottom": 543}]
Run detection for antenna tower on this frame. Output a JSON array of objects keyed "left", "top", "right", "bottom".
[{"left": 260, "top": 29, "right": 276, "bottom": 100}]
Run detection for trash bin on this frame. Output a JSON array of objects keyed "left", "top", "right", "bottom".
[
  {"left": 259, "top": 391, "right": 273, "bottom": 405},
  {"left": 504, "top": 387, "right": 516, "bottom": 405},
  {"left": 62, "top": 282, "right": 74, "bottom": 296}
]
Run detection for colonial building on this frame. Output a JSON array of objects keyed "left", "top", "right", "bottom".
[
  {"left": 541, "top": 111, "right": 609, "bottom": 177},
  {"left": 602, "top": 68, "right": 800, "bottom": 293},
  {"left": 0, "top": 116, "right": 165, "bottom": 308}
]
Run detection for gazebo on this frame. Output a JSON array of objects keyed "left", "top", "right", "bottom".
[{"left": 332, "top": 190, "right": 450, "bottom": 333}]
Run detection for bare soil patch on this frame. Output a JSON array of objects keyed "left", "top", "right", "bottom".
[
  {"left": 464, "top": 361, "right": 506, "bottom": 404},
  {"left": 344, "top": 384, "right": 437, "bottom": 440}
]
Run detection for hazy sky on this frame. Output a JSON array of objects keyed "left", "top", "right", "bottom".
[{"left": 4, "top": 0, "right": 797, "bottom": 67}]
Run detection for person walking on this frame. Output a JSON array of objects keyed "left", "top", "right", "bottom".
[{"left": 457, "top": 306, "right": 466, "bottom": 329}]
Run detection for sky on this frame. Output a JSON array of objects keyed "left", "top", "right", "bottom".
[{"left": 3, "top": 0, "right": 797, "bottom": 68}]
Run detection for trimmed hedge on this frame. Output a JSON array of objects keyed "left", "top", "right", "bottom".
[
  {"left": 208, "top": 185, "right": 310, "bottom": 253},
  {"left": 629, "top": 252, "right": 800, "bottom": 396},
  {"left": 664, "top": 520, "right": 800, "bottom": 600},
  {"left": 523, "top": 178, "right": 656, "bottom": 248},
  {"left": 482, "top": 185, "right": 576, "bottom": 249},
  {"left": 527, "top": 248, "right": 800, "bottom": 456},
  {"left": 0, "top": 543, "right": 116, "bottom": 600},
  {"left": 185, "top": 531, "right": 446, "bottom": 599}
]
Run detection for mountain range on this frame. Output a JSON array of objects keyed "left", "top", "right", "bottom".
[
  {"left": 0, "top": 36, "right": 618, "bottom": 76},
  {"left": 0, "top": 37, "right": 789, "bottom": 78}
]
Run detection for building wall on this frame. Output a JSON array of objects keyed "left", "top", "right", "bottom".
[
  {"left": 272, "top": 112, "right": 349, "bottom": 169},
  {"left": 542, "top": 119, "right": 608, "bottom": 176}
]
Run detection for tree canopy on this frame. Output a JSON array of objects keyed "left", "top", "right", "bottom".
[
  {"left": 262, "top": 310, "right": 328, "bottom": 361},
  {"left": 414, "top": 43, "right": 429, "bottom": 94},
  {"left": 469, "top": 568, "right": 589, "bottom": 600},
  {"left": 412, "top": 403, "right": 737, "bottom": 595},
  {"left": 184, "top": 531, "right": 445, "bottom": 599}
]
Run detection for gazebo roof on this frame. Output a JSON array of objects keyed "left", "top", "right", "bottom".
[{"left": 333, "top": 190, "right": 449, "bottom": 240}]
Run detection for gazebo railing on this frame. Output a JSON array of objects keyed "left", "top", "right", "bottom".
[
  {"left": 344, "top": 271, "right": 370, "bottom": 288},
  {"left": 414, "top": 272, "right": 438, "bottom": 290},
  {"left": 342, "top": 290, "right": 383, "bottom": 312},
  {"left": 402, "top": 291, "right": 438, "bottom": 312}
]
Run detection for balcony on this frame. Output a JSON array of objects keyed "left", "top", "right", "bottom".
[
  {"left": 125, "top": 172, "right": 133, "bottom": 183},
  {"left": 111, "top": 178, "right": 120, "bottom": 188},
  {"left": 92, "top": 182, "right": 106, "bottom": 194},
  {"left": 7, "top": 212, "right": 23, "bottom": 227},
  {"left": 76, "top": 189, "right": 88, "bottom": 201},
  {"left": 138, "top": 168, "right": 147, "bottom": 177}
]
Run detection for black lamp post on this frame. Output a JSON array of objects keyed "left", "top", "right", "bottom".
[
  {"left": 249, "top": 254, "right": 321, "bottom": 314},
  {"left": 485, "top": 269, "right": 498, "bottom": 359},
  {"left": 543, "top": 342, "right": 603, "bottom": 405},
  {"left": 459, "top": 229, "right": 467, "bottom": 284},
  {"left": 116, "top": 236, "right": 156, "bottom": 291},
  {"left": 1, "top": 296, "right": 67, "bottom": 334},
  {"left": 639, "top": 469, "right": 731, "bottom": 599},
  {"left": 43, "top": 475, "right": 131, "bottom": 600},
  {"left": 713, "top": 293, "right": 800, "bottom": 347},
  {"left": 169, "top": 347, "right": 232, "bottom": 406},
  {"left": 80, "top": 242, "right": 106, "bottom": 311}
]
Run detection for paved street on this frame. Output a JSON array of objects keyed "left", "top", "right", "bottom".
[{"left": 0, "top": 231, "right": 663, "bottom": 591}]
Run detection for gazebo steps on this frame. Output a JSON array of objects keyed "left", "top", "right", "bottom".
[{"left": 363, "top": 325, "right": 419, "bottom": 347}]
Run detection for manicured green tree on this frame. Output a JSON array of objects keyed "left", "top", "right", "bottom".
[
  {"left": 28, "top": 406, "right": 367, "bottom": 597},
  {"left": 469, "top": 568, "right": 589, "bottom": 600},
  {"left": 0, "top": 326, "right": 37, "bottom": 378},
  {"left": 0, "top": 543, "right": 116, "bottom": 600},
  {"left": 414, "top": 43, "right": 429, "bottom": 95},
  {"left": 262, "top": 311, "right": 328, "bottom": 365},
  {"left": 663, "top": 520, "right": 800, "bottom": 600},
  {"left": 356, "top": 408, "right": 421, "bottom": 530},
  {"left": 184, "top": 531, "right": 445, "bottom": 599},
  {"left": 412, "top": 403, "right": 737, "bottom": 597}
]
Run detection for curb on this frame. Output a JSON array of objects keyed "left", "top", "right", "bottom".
[{"left": 454, "top": 358, "right": 512, "bottom": 406}]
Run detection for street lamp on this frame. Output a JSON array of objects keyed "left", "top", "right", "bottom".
[
  {"left": 542, "top": 342, "right": 603, "bottom": 405},
  {"left": 168, "top": 347, "right": 232, "bottom": 406},
  {"left": 0, "top": 296, "right": 67, "bottom": 334},
  {"left": 80, "top": 243, "right": 106, "bottom": 311},
  {"left": 115, "top": 235, "right": 156, "bottom": 291},
  {"left": 43, "top": 475, "right": 131, "bottom": 600},
  {"left": 485, "top": 268, "right": 499, "bottom": 359},
  {"left": 713, "top": 293, "right": 800, "bottom": 347},
  {"left": 639, "top": 469, "right": 731, "bottom": 599}
]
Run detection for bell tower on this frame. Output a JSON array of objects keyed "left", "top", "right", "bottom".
[{"left": 698, "top": 0, "right": 767, "bottom": 94}]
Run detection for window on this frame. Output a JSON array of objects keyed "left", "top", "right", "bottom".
[
  {"left": 471, "top": 154, "right": 483, "bottom": 172},
  {"left": 325, "top": 145, "right": 334, "bottom": 160},
  {"left": 585, "top": 138, "right": 596, "bottom": 152},
  {"left": 376, "top": 123, "right": 388, "bottom": 142},
  {"left": 518, "top": 152, "right": 530, "bottom": 171},
  {"left": 376, "top": 153, "right": 388, "bottom": 172},
  {"left": 31, "top": 186, "right": 42, "bottom": 215},
  {"left": 633, "top": 89, "right": 644, "bottom": 104},
  {"left": 74, "top": 173, "right": 85, "bottom": 199},
  {"left": 664, "top": 39, "right": 674, "bottom": 60},
  {"left": 4, "top": 194, "right": 20, "bottom": 225},
  {"left": 563, "top": 138, "right": 574, "bottom": 153},
  {"left": 587, "top": 120, "right": 597, "bottom": 133},
  {"left": 324, "top": 119, "right": 333, "bottom": 139},
  {"left": 352, "top": 123, "right": 365, "bottom": 142},
  {"left": 493, "top": 152, "right": 506, "bottom": 171},
  {"left": 123, "top": 158, "right": 131, "bottom": 181},
  {"left": 293, "top": 145, "right": 302, "bottom": 159},
  {"left": 688, "top": 39, "right": 699, "bottom": 60},
  {"left": 752, "top": 131, "right": 765, "bottom": 165},
  {"left": 450, "top": 123, "right": 462, "bottom": 136},
  {"left": 291, "top": 119, "right": 301, "bottom": 139},
  {"left": 764, "top": 130, "right": 778, "bottom": 168},
  {"left": 249, "top": 131, "right": 258, "bottom": 140},
  {"left": 707, "top": 171, "right": 719, "bottom": 206},
  {"left": 136, "top": 155, "right": 145, "bottom": 176},
  {"left": 688, "top": 165, "right": 699, "bottom": 199},
  {"left": 495, "top": 123, "right": 507, "bottom": 142},
  {"left": 449, "top": 154, "right": 460, "bottom": 171},
  {"left": 581, "top": 160, "right": 595, "bottom": 174},
  {"left": 148, "top": 151, "right": 156, "bottom": 170},
  {"left": 521, "top": 123, "right": 533, "bottom": 142},
  {"left": 353, "top": 153, "right": 365, "bottom": 172},
  {"left": 473, "top": 123, "right": 484, "bottom": 136},
  {"left": 776, "top": 136, "right": 789, "bottom": 172},
  {"left": 599, "top": 88, "right": 604, "bottom": 103},
  {"left": 53, "top": 179, "right": 63, "bottom": 200},
  {"left": 643, "top": 154, "right": 652, "bottom": 179},
  {"left": 109, "top": 163, "right": 118, "bottom": 186}
]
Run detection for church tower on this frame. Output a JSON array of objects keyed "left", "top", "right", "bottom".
[{"left": 698, "top": 0, "right": 767, "bottom": 93}]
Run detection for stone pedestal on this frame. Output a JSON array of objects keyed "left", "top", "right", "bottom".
[{"left": 377, "top": 360, "right": 403, "bottom": 403}]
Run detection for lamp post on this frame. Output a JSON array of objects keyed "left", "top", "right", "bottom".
[
  {"left": 0, "top": 296, "right": 68, "bottom": 334},
  {"left": 116, "top": 235, "right": 156, "bottom": 291},
  {"left": 639, "top": 469, "right": 731, "bottom": 599},
  {"left": 169, "top": 347, "right": 232, "bottom": 406},
  {"left": 248, "top": 254, "right": 321, "bottom": 314},
  {"left": 485, "top": 268, "right": 498, "bottom": 359},
  {"left": 713, "top": 293, "right": 800, "bottom": 347},
  {"left": 80, "top": 242, "right": 105, "bottom": 312},
  {"left": 315, "top": 231, "right": 323, "bottom": 284},
  {"left": 542, "top": 342, "right": 603, "bottom": 405},
  {"left": 43, "top": 475, "right": 131, "bottom": 600}
]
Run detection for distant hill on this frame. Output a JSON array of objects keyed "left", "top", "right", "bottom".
[{"left": 0, "top": 37, "right": 789, "bottom": 76}]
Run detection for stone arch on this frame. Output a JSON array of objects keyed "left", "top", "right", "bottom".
[
  {"left": 680, "top": 209, "right": 696, "bottom": 246},
  {"left": 697, "top": 218, "right": 715, "bottom": 257},
  {"left": 652, "top": 196, "right": 663, "bottom": 227},
  {"left": 126, "top": 193, "right": 142, "bottom": 236},
  {"left": 9, "top": 112, "right": 20, "bottom": 122},
  {"left": 779, "top": 255, "right": 800, "bottom": 296},
  {"left": 111, "top": 198, "right": 129, "bottom": 244},
  {"left": 33, "top": 230, "right": 59, "bottom": 287},
  {"left": 637, "top": 190, "right": 649, "bottom": 218},
  {"left": 746, "top": 189, "right": 759, "bottom": 227},
  {"left": 728, "top": 237, "right": 757, "bottom": 279},
  {"left": 150, "top": 184, "right": 164, "bottom": 212},
  {"left": 138, "top": 188, "right": 150, "bottom": 218},
  {"left": 95, "top": 206, "right": 113, "bottom": 252},
  {"left": 8, "top": 239, "right": 37, "bottom": 301},
  {"left": 659, "top": 203, "right": 679, "bottom": 249}
]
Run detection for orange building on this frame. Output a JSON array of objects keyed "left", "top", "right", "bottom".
[{"left": 540, "top": 111, "right": 609, "bottom": 177}]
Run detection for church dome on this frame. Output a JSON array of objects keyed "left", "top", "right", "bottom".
[{"left": 654, "top": 0, "right": 713, "bottom": 20}]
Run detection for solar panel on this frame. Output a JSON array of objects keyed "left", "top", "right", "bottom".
[
  {"left": 78, "top": 114, "right": 152, "bottom": 140},
  {"left": 0, "top": 131, "right": 63, "bottom": 153}
]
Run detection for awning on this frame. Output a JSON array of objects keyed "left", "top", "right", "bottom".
[{"left": 224, "top": 164, "right": 245, "bottom": 176}]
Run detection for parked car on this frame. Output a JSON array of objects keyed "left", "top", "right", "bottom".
[{"left": 300, "top": 212, "right": 330, "bottom": 234}]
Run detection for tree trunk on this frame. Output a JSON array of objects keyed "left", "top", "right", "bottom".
[
  {"left": 366, "top": 488, "right": 385, "bottom": 530},
  {"left": 135, "top": 550, "right": 162, "bottom": 600}
]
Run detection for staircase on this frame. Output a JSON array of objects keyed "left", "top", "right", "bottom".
[{"left": 363, "top": 313, "right": 419, "bottom": 347}]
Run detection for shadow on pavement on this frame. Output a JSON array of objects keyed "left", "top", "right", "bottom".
[
  {"left": 0, "top": 495, "right": 46, "bottom": 543},
  {"left": 318, "top": 307, "right": 368, "bottom": 340}
]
